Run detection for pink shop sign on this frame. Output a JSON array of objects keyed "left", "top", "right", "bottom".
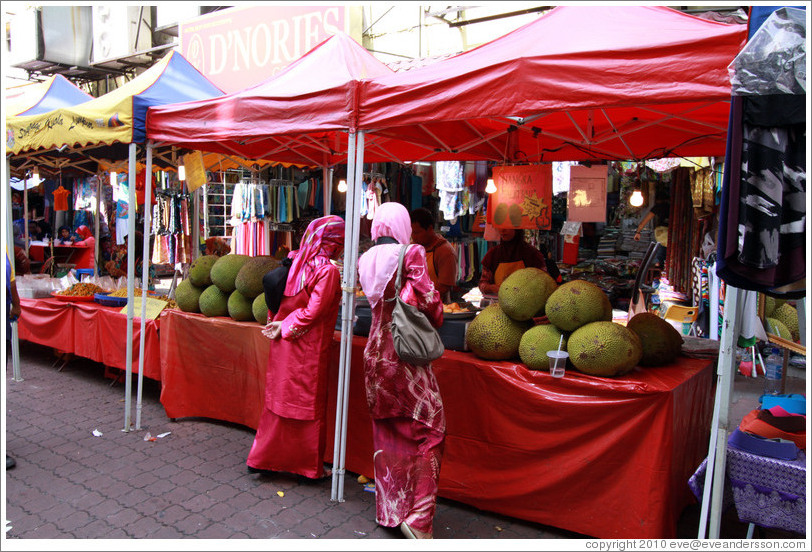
[{"left": 179, "top": 5, "right": 351, "bottom": 93}]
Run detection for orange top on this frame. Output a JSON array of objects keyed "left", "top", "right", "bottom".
[{"left": 53, "top": 186, "right": 70, "bottom": 211}]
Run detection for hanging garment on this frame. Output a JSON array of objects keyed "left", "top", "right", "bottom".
[
  {"left": 717, "top": 94, "right": 806, "bottom": 297},
  {"left": 53, "top": 185, "right": 70, "bottom": 211}
]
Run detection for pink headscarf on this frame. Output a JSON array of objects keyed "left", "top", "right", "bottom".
[
  {"left": 284, "top": 215, "right": 345, "bottom": 296},
  {"left": 357, "top": 202, "right": 415, "bottom": 308}
]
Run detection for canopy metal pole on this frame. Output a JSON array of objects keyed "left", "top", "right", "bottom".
[
  {"left": 136, "top": 141, "right": 153, "bottom": 430},
  {"left": 94, "top": 172, "right": 100, "bottom": 275},
  {"left": 124, "top": 142, "right": 137, "bottom": 432},
  {"left": 191, "top": 185, "right": 200, "bottom": 263},
  {"left": 7, "top": 158, "right": 22, "bottom": 382},
  {"left": 698, "top": 284, "right": 744, "bottom": 538},
  {"left": 23, "top": 174, "right": 29, "bottom": 257},
  {"left": 331, "top": 131, "right": 357, "bottom": 502},
  {"left": 334, "top": 130, "right": 365, "bottom": 502}
]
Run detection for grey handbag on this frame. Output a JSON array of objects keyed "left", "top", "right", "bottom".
[{"left": 387, "top": 245, "right": 445, "bottom": 366}]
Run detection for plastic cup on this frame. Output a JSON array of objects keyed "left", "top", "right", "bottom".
[{"left": 547, "top": 350, "right": 569, "bottom": 378}]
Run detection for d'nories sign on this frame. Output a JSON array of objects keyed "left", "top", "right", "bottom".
[{"left": 179, "top": 5, "right": 355, "bottom": 93}]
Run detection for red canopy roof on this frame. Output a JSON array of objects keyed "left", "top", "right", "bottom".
[
  {"left": 358, "top": 5, "right": 748, "bottom": 162},
  {"left": 146, "top": 33, "right": 418, "bottom": 166}
]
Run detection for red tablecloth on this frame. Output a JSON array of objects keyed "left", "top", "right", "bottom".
[
  {"left": 159, "top": 310, "right": 272, "bottom": 429},
  {"left": 18, "top": 297, "right": 162, "bottom": 380},
  {"left": 157, "top": 309, "right": 714, "bottom": 538}
]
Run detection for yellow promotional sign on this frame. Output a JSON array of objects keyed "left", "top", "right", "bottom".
[
  {"left": 121, "top": 296, "right": 168, "bottom": 321},
  {"left": 183, "top": 151, "right": 207, "bottom": 192}
]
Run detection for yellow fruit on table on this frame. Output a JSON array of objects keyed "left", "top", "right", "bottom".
[{"left": 357, "top": 474, "right": 370, "bottom": 484}]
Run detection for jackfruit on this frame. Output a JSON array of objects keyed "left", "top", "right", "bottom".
[
  {"left": 626, "top": 312, "right": 684, "bottom": 366},
  {"left": 235, "top": 256, "right": 280, "bottom": 299},
  {"left": 465, "top": 304, "right": 531, "bottom": 360},
  {"left": 545, "top": 280, "right": 612, "bottom": 332},
  {"left": 227, "top": 290, "right": 255, "bottom": 321},
  {"left": 771, "top": 303, "right": 799, "bottom": 341},
  {"left": 518, "top": 324, "right": 567, "bottom": 371},
  {"left": 493, "top": 203, "right": 509, "bottom": 225},
  {"left": 763, "top": 295, "right": 786, "bottom": 318},
  {"left": 175, "top": 278, "right": 204, "bottom": 313},
  {"left": 498, "top": 267, "right": 557, "bottom": 321},
  {"left": 188, "top": 255, "right": 219, "bottom": 287},
  {"left": 210, "top": 254, "right": 250, "bottom": 294},
  {"left": 253, "top": 294, "right": 269, "bottom": 324},
  {"left": 199, "top": 284, "right": 229, "bottom": 317},
  {"left": 508, "top": 204, "right": 523, "bottom": 227},
  {"left": 567, "top": 321, "right": 642, "bottom": 377},
  {"left": 765, "top": 317, "right": 793, "bottom": 340}
]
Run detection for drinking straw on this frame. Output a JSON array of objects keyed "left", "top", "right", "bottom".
[{"left": 556, "top": 334, "right": 564, "bottom": 353}]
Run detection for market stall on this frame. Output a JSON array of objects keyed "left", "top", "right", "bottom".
[
  {"left": 6, "top": 50, "right": 225, "bottom": 430},
  {"left": 158, "top": 308, "right": 713, "bottom": 539},
  {"left": 146, "top": 6, "right": 747, "bottom": 503}
]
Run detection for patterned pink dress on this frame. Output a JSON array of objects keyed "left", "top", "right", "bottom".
[
  {"left": 361, "top": 244, "right": 445, "bottom": 533},
  {"left": 247, "top": 263, "right": 341, "bottom": 478}
]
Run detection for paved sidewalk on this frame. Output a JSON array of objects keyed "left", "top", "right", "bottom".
[{"left": 4, "top": 340, "right": 799, "bottom": 544}]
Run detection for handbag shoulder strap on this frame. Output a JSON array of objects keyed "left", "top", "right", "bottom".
[{"left": 387, "top": 244, "right": 409, "bottom": 302}]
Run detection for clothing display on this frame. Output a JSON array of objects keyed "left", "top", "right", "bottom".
[{"left": 151, "top": 189, "right": 192, "bottom": 265}]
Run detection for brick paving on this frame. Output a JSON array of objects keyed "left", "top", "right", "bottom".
[{"left": 4, "top": 339, "right": 800, "bottom": 542}]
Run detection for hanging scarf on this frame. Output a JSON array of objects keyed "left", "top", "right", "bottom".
[
  {"left": 283, "top": 215, "right": 345, "bottom": 297},
  {"left": 357, "top": 202, "right": 414, "bottom": 308}
]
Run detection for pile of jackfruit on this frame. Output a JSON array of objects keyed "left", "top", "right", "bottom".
[
  {"left": 465, "top": 268, "right": 684, "bottom": 377},
  {"left": 763, "top": 295, "right": 801, "bottom": 343},
  {"left": 175, "top": 254, "right": 279, "bottom": 324}
]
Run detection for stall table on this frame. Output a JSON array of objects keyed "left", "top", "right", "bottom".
[
  {"left": 28, "top": 241, "right": 94, "bottom": 269},
  {"left": 17, "top": 297, "right": 162, "bottom": 380},
  {"left": 158, "top": 309, "right": 714, "bottom": 538}
]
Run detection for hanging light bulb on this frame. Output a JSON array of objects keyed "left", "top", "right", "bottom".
[
  {"left": 629, "top": 189, "right": 644, "bottom": 207},
  {"left": 337, "top": 179, "right": 348, "bottom": 193},
  {"left": 110, "top": 171, "right": 117, "bottom": 184},
  {"left": 485, "top": 178, "right": 497, "bottom": 194},
  {"left": 32, "top": 167, "right": 40, "bottom": 181},
  {"left": 178, "top": 165, "right": 186, "bottom": 181}
]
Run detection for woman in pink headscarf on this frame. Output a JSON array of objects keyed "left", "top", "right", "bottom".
[
  {"left": 357, "top": 202, "right": 445, "bottom": 539},
  {"left": 247, "top": 215, "right": 345, "bottom": 479},
  {"left": 73, "top": 225, "right": 95, "bottom": 248}
]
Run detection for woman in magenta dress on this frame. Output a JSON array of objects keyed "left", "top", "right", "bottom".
[
  {"left": 357, "top": 202, "right": 445, "bottom": 539},
  {"left": 246, "top": 215, "right": 345, "bottom": 479}
]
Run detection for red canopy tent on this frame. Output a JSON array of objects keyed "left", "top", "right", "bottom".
[
  {"left": 359, "top": 5, "right": 747, "bottom": 163},
  {"left": 146, "top": 32, "right": 436, "bottom": 166}
]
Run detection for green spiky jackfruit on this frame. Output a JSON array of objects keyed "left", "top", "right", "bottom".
[
  {"left": 199, "top": 284, "right": 229, "bottom": 317},
  {"left": 765, "top": 317, "right": 793, "bottom": 340},
  {"left": 518, "top": 324, "right": 567, "bottom": 371},
  {"left": 626, "top": 312, "right": 684, "bottom": 366},
  {"left": 227, "top": 290, "right": 255, "bottom": 321},
  {"left": 175, "top": 278, "right": 204, "bottom": 313},
  {"left": 235, "top": 256, "right": 279, "bottom": 299},
  {"left": 465, "top": 304, "right": 531, "bottom": 360},
  {"left": 188, "top": 255, "right": 219, "bottom": 287},
  {"left": 253, "top": 294, "right": 269, "bottom": 324},
  {"left": 544, "top": 280, "right": 612, "bottom": 332},
  {"left": 763, "top": 295, "right": 786, "bottom": 318},
  {"left": 210, "top": 254, "right": 250, "bottom": 294},
  {"left": 568, "top": 321, "right": 642, "bottom": 377},
  {"left": 772, "top": 303, "right": 799, "bottom": 342},
  {"left": 498, "top": 267, "right": 557, "bottom": 321}
]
